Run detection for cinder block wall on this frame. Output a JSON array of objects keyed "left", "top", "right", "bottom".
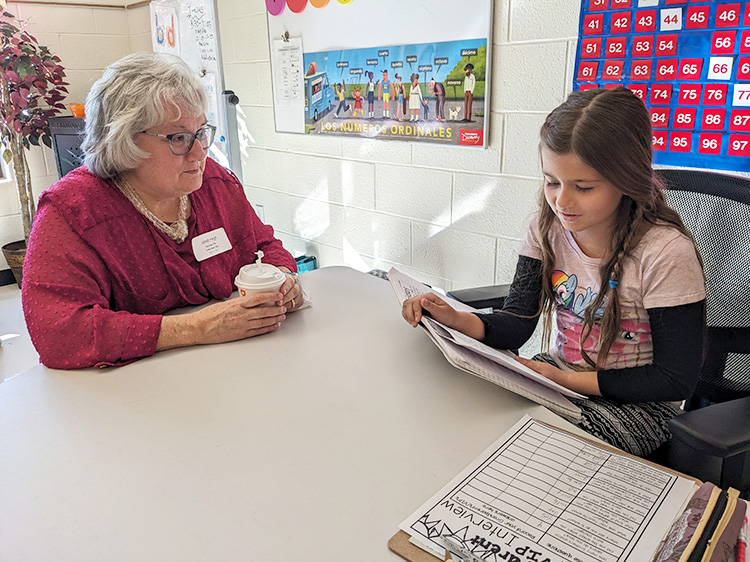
[
  {"left": 218, "top": 0, "right": 581, "bottom": 291},
  {"left": 1, "top": 0, "right": 582, "bottom": 293},
  {"left": 0, "top": 1, "right": 148, "bottom": 267}
]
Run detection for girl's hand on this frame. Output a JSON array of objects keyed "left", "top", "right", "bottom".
[
  {"left": 514, "top": 356, "right": 570, "bottom": 387},
  {"left": 401, "top": 293, "right": 459, "bottom": 328},
  {"left": 514, "top": 356, "right": 601, "bottom": 396}
]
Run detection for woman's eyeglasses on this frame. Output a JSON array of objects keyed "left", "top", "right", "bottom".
[{"left": 140, "top": 124, "right": 217, "bottom": 155}]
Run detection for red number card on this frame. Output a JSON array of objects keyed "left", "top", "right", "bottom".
[
  {"left": 606, "top": 37, "right": 627, "bottom": 57},
  {"left": 655, "top": 35, "right": 678, "bottom": 56},
  {"left": 744, "top": 3, "right": 750, "bottom": 27},
  {"left": 670, "top": 132, "right": 693, "bottom": 152},
  {"left": 737, "top": 57, "right": 750, "bottom": 80},
  {"left": 742, "top": 31, "right": 750, "bottom": 54},
  {"left": 589, "top": 0, "right": 608, "bottom": 10},
  {"left": 730, "top": 109, "right": 750, "bottom": 132},
  {"left": 635, "top": 11, "right": 657, "bottom": 33},
  {"left": 712, "top": 31, "right": 737, "bottom": 55},
  {"left": 611, "top": 11, "right": 632, "bottom": 34},
  {"left": 728, "top": 134, "right": 750, "bottom": 156},
  {"left": 678, "top": 83, "right": 702, "bottom": 105},
  {"left": 698, "top": 133, "right": 722, "bottom": 155},
  {"left": 650, "top": 84, "right": 672, "bottom": 105},
  {"left": 678, "top": 58, "right": 703, "bottom": 80},
  {"left": 716, "top": 4, "right": 741, "bottom": 29},
  {"left": 602, "top": 60, "right": 624, "bottom": 81},
  {"left": 579, "top": 83, "right": 601, "bottom": 91},
  {"left": 686, "top": 6, "right": 710, "bottom": 29},
  {"left": 673, "top": 107, "right": 697, "bottom": 129},
  {"left": 652, "top": 131, "right": 668, "bottom": 151},
  {"left": 703, "top": 84, "right": 727, "bottom": 106},
  {"left": 633, "top": 35, "right": 654, "bottom": 57},
  {"left": 577, "top": 61, "right": 599, "bottom": 81},
  {"left": 651, "top": 107, "right": 671, "bottom": 128},
  {"left": 656, "top": 59, "right": 678, "bottom": 81},
  {"left": 611, "top": 0, "right": 630, "bottom": 7},
  {"left": 701, "top": 109, "right": 725, "bottom": 130},
  {"left": 584, "top": 13, "right": 604, "bottom": 35},
  {"left": 627, "top": 83, "right": 648, "bottom": 101},
  {"left": 581, "top": 38, "right": 602, "bottom": 59},
  {"left": 631, "top": 59, "right": 653, "bottom": 80}
]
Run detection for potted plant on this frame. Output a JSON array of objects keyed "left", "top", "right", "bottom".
[{"left": 0, "top": 10, "right": 68, "bottom": 287}]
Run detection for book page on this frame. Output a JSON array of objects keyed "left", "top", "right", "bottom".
[
  {"left": 388, "top": 267, "right": 479, "bottom": 313},
  {"left": 432, "top": 332, "right": 581, "bottom": 420},
  {"left": 398, "top": 416, "right": 697, "bottom": 562},
  {"left": 423, "top": 317, "right": 586, "bottom": 400}
]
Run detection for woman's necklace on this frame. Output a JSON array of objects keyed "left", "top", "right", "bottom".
[{"left": 113, "top": 176, "right": 190, "bottom": 243}]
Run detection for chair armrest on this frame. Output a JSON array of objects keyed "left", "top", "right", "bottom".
[
  {"left": 668, "top": 396, "right": 750, "bottom": 458},
  {"left": 447, "top": 284, "right": 511, "bottom": 310}
]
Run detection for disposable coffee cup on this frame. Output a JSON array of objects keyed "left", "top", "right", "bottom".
[{"left": 234, "top": 262, "right": 286, "bottom": 302}]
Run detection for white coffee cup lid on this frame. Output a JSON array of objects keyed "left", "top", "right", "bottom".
[{"left": 235, "top": 262, "right": 286, "bottom": 289}]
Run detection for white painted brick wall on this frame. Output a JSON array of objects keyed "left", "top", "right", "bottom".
[
  {"left": 0, "top": 0, "right": 582, "bottom": 295},
  {"left": 0, "top": 2, "right": 133, "bottom": 267},
  {"left": 217, "top": 0, "right": 581, "bottom": 293}
]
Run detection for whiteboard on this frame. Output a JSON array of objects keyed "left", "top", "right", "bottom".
[{"left": 150, "top": 0, "right": 231, "bottom": 168}]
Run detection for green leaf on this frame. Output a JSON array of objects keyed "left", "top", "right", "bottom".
[
  {"left": 41, "top": 133, "right": 51, "bottom": 148},
  {"left": 3, "top": 148, "right": 12, "bottom": 163},
  {"left": 28, "top": 133, "right": 38, "bottom": 146}
]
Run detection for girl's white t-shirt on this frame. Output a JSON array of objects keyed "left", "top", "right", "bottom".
[{"left": 520, "top": 215, "right": 706, "bottom": 371}]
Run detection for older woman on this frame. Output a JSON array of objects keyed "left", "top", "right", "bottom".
[{"left": 22, "top": 53, "right": 304, "bottom": 369}]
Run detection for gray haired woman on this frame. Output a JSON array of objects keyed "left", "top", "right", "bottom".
[{"left": 22, "top": 52, "right": 304, "bottom": 369}]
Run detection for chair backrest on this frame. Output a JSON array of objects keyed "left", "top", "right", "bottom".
[{"left": 657, "top": 169, "right": 750, "bottom": 405}]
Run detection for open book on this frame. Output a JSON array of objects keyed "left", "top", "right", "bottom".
[
  {"left": 390, "top": 415, "right": 747, "bottom": 562},
  {"left": 388, "top": 268, "right": 583, "bottom": 420}
]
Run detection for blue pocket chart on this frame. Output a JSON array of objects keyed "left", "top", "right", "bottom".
[{"left": 573, "top": 0, "right": 750, "bottom": 173}]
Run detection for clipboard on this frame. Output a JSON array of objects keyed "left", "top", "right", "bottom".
[{"left": 386, "top": 417, "right": 743, "bottom": 562}]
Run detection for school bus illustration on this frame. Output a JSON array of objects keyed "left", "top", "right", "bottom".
[{"left": 304, "top": 70, "right": 334, "bottom": 122}]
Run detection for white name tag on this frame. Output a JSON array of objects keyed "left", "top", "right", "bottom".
[{"left": 191, "top": 227, "right": 232, "bottom": 262}]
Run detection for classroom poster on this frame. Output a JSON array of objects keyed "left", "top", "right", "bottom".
[
  {"left": 573, "top": 0, "right": 750, "bottom": 173},
  {"left": 266, "top": 0, "right": 493, "bottom": 148},
  {"left": 302, "top": 39, "right": 487, "bottom": 146}
]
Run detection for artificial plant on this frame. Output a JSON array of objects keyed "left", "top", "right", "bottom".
[{"left": 0, "top": 10, "right": 68, "bottom": 241}]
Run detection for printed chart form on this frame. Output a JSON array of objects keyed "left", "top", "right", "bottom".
[
  {"left": 573, "top": 0, "right": 750, "bottom": 173},
  {"left": 399, "top": 416, "right": 697, "bottom": 562}
]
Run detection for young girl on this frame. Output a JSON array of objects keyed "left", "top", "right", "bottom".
[
  {"left": 401, "top": 87, "right": 706, "bottom": 457},
  {"left": 408, "top": 73, "right": 422, "bottom": 121},
  {"left": 351, "top": 86, "right": 363, "bottom": 117},
  {"left": 394, "top": 74, "right": 405, "bottom": 121}
]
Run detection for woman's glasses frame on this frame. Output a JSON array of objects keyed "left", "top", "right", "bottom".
[{"left": 139, "top": 124, "right": 217, "bottom": 156}]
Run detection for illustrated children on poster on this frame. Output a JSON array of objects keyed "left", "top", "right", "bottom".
[
  {"left": 351, "top": 85, "right": 363, "bottom": 117},
  {"left": 463, "top": 63, "right": 475, "bottom": 122},
  {"left": 394, "top": 73, "right": 405, "bottom": 122},
  {"left": 378, "top": 69, "right": 392, "bottom": 119},
  {"left": 428, "top": 78, "right": 446, "bottom": 122},
  {"left": 335, "top": 79, "right": 350, "bottom": 118},
  {"left": 408, "top": 73, "right": 422, "bottom": 122},
  {"left": 366, "top": 71, "right": 379, "bottom": 120}
]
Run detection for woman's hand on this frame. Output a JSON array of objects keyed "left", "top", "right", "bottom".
[
  {"left": 157, "top": 291, "right": 287, "bottom": 350},
  {"left": 401, "top": 293, "right": 486, "bottom": 340},
  {"left": 279, "top": 273, "right": 304, "bottom": 312},
  {"left": 514, "top": 356, "right": 601, "bottom": 396}
]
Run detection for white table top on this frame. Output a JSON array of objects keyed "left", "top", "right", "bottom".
[{"left": 0, "top": 266, "right": 578, "bottom": 562}]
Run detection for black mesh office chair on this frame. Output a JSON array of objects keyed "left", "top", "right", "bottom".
[{"left": 657, "top": 168, "right": 750, "bottom": 493}]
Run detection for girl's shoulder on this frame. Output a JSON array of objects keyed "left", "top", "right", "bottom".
[{"left": 636, "top": 222, "right": 696, "bottom": 257}]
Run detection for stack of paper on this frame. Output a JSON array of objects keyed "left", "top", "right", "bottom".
[{"left": 388, "top": 268, "right": 582, "bottom": 420}]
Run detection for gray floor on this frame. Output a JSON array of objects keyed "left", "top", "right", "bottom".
[{"left": 0, "top": 283, "right": 38, "bottom": 382}]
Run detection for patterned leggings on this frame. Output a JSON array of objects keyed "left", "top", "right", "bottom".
[{"left": 534, "top": 354, "right": 682, "bottom": 457}]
